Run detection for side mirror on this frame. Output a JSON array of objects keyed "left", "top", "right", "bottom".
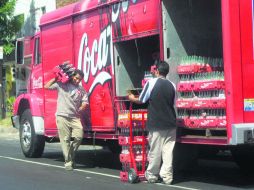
[{"left": 15, "top": 40, "right": 24, "bottom": 65}]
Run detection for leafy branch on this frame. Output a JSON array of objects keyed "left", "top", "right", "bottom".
[{"left": 0, "top": 0, "right": 22, "bottom": 54}]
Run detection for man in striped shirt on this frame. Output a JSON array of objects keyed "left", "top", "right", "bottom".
[{"left": 128, "top": 60, "right": 176, "bottom": 185}]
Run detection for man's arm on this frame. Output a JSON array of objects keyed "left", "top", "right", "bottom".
[
  {"left": 44, "top": 78, "right": 57, "bottom": 89},
  {"left": 128, "top": 93, "right": 142, "bottom": 104},
  {"left": 78, "top": 90, "right": 89, "bottom": 112},
  {"left": 78, "top": 102, "right": 88, "bottom": 113}
]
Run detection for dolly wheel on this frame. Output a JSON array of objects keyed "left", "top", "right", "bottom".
[{"left": 128, "top": 168, "right": 139, "bottom": 183}]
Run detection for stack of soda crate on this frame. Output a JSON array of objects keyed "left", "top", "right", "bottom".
[
  {"left": 53, "top": 62, "right": 76, "bottom": 83},
  {"left": 118, "top": 109, "right": 149, "bottom": 183},
  {"left": 176, "top": 56, "right": 227, "bottom": 129}
]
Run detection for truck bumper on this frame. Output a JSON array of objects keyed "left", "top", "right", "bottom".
[
  {"left": 230, "top": 123, "right": 254, "bottom": 145},
  {"left": 32, "top": 116, "right": 44, "bottom": 135},
  {"left": 11, "top": 115, "right": 20, "bottom": 129},
  {"left": 11, "top": 115, "right": 44, "bottom": 135}
]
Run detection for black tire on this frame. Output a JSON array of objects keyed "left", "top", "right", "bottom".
[
  {"left": 128, "top": 168, "right": 139, "bottom": 183},
  {"left": 231, "top": 145, "right": 254, "bottom": 173},
  {"left": 19, "top": 109, "right": 45, "bottom": 158}
]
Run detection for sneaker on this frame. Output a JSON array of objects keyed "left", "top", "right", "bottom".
[
  {"left": 65, "top": 165, "right": 73, "bottom": 171},
  {"left": 161, "top": 179, "right": 173, "bottom": 185},
  {"left": 65, "top": 161, "right": 73, "bottom": 171},
  {"left": 147, "top": 178, "right": 158, "bottom": 183},
  {"left": 145, "top": 172, "right": 159, "bottom": 183}
]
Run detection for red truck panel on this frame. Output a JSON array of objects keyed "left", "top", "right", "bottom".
[
  {"left": 111, "top": 0, "right": 160, "bottom": 41},
  {"left": 239, "top": 0, "right": 254, "bottom": 122},
  {"left": 42, "top": 18, "right": 74, "bottom": 132},
  {"left": 23, "top": 37, "right": 33, "bottom": 58},
  {"left": 222, "top": 0, "right": 244, "bottom": 142}
]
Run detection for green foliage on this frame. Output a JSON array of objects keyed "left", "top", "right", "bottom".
[
  {"left": 0, "top": 112, "right": 12, "bottom": 126},
  {"left": 0, "top": 0, "right": 22, "bottom": 55},
  {"left": 3, "top": 43, "right": 15, "bottom": 54},
  {"left": 5, "top": 65, "right": 13, "bottom": 97},
  {"left": 6, "top": 96, "right": 15, "bottom": 112}
]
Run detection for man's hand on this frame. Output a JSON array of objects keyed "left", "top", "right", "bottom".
[
  {"left": 78, "top": 103, "right": 88, "bottom": 113},
  {"left": 128, "top": 93, "right": 136, "bottom": 101},
  {"left": 127, "top": 93, "right": 141, "bottom": 104}
]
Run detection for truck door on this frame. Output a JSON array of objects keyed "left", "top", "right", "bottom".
[
  {"left": 30, "top": 36, "right": 43, "bottom": 89},
  {"left": 239, "top": 0, "right": 254, "bottom": 122},
  {"left": 30, "top": 35, "right": 44, "bottom": 116}
]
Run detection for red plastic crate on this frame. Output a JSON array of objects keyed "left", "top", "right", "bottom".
[
  {"left": 184, "top": 118, "right": 226, "bottom": 128},
  {"left": 120, "top": 153, "right": 147, "bottom": 163},
  {"left": 192, "top": 99, "right": 210, "bottom": 108},
  {"left": 120, "top": 171, "right": 128, "bottom": 182},
  {"left": 177, "top": 82, "right": 191, "bottom": 91},
  {"left": 217, "top": 118, "right": 227, "bottom": 127},
  {"left": 186, "top": 118, "right": 200, "bottom": 127},
  {"left": 210, "top": 98, "right": 226, "bottom": 108},
  {"left": 177, "top": 64, "right": 212, "bottom": 74},
  {"left": 177, "top": 64, "right": 200, "bottom": 74},
  {"left": 117, "top": 120, "right": 130, "bottom": 128},
  {"left": 176, "top": 99, "right": 193, "bottom": 108},
  {"left": 199, "top": 118, "right": 218, "bottom": 127},
  {"left": 176, "top": 118, "right": 189, "bottom": 127},
  {"left": 118, "top": 112, "right": 147, "bottom": 128},
  {"left": 198, "top": 80, "right": 225, "bottom": 90},
  {"left": 177, "top": 80, "right": 225, "bottom": 92},
  {"left": 118, "top": 136, "right": 130, "bottom": 145},
  {"left": 177, "top": 98, "right": 226, "bottom": 109},
  {"left": 118, "top": 136, "right": 148, "bottom": 145}
]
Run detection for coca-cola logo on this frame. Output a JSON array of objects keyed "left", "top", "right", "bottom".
[
  {"left": 77, "top": 0, "right": 139, "bottom": 94},
  {"left": 112, "top": 0, "right": 138, "bottom": 23},
  {"left": 78, "top": 25, "right": 113, "bottom": 94}
]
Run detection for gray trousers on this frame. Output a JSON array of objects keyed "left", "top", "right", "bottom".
[
  {"left": 146, "top": 128, "right": 176, "bottom": 182},
  {"left": 56, "top": 116, "right": 84, "bottom": 166}
]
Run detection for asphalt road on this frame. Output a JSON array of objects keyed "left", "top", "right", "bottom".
[{"left": 1, "top": 132, "right": 254, "bottom": 190}]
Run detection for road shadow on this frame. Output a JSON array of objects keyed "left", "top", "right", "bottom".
[
  {"left": 173, "top": 152, "right": 254, "bottom": 189},
  {"left": 42, "top": 142, "right": 254, "bottom": 189},
  {"left": 42, "top": 145, "right": 121, "bottom": 171}
]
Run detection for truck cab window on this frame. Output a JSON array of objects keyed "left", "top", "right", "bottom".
[{"left": 34, "top": 38, "right": 41, "bottom": 65}]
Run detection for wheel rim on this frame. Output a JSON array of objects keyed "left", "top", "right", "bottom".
[
  {"left": 21, "top": 120, "right": 32, "bottom": 148},
  {"left": 128, "top": 168, "right": 138, "bottom": 183}
]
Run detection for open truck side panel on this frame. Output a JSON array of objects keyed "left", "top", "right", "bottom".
[
  {"left": 162, "top": 0, "right": 226, "bottom": 145},
  {"left": 161, "top": 0, "right": 254, "bottom": 145}
]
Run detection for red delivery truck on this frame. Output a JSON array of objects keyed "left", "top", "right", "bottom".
[{"left": 11, "top": 0, "right": 254, "bottom": 180}]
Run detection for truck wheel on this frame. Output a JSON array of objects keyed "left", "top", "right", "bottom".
[
  {"left": 19, "top": 109, "right": 45, "bottom": 158},
  {"left": 231, "top": 145, "right": 254, "bottom": 172},
  {"left": 128, "top": 168, "right": 139, "bottom": 183}
]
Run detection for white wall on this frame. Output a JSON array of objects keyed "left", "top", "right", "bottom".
[{"left": 15, "top": 0, "right": 56, "bottom": 36}]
